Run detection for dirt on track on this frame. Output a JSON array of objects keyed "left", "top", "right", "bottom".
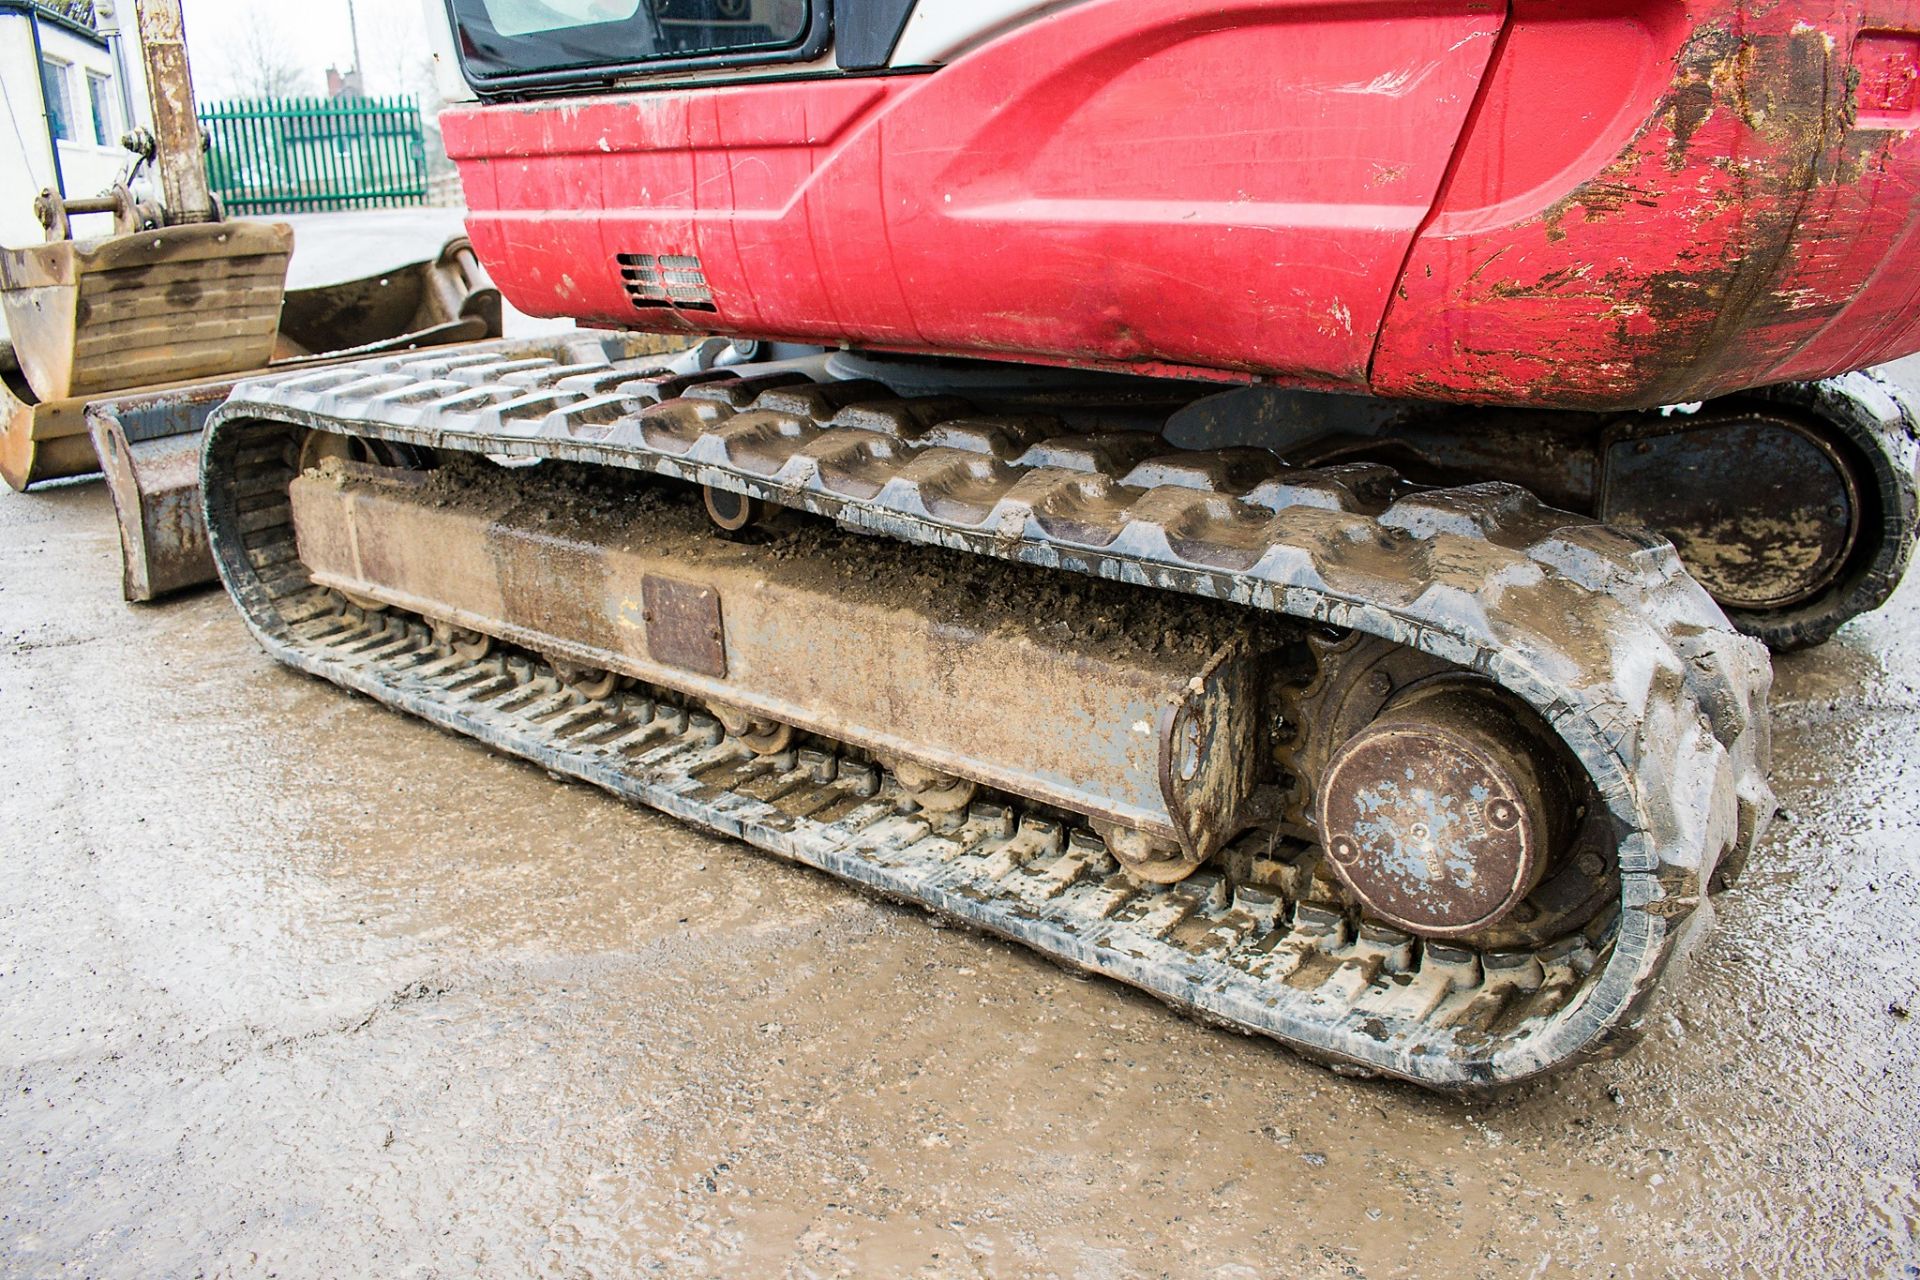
[
  {"left": 2, "top": 431, "right": 1918, "bottom": 1278},
  {"left": 401, "top": 451, "right": 1261, "bottom": 664}
]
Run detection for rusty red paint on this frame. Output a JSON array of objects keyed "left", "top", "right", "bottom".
[
  {"left": 1854, "top": 30, "right": 1920, "bottom": 128},
  {"left": 1375, "top": 2, "right": 1920, "bottom": 408},
  {"left": 444, "top": 0, "right": 1920, "bottom": 411}
]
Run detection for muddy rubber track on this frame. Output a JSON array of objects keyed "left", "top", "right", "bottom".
[
  {"left": 203, "top": 336, "right": 1773, "bottom": 1089},
  {"left": 1737, "top": 374, "right": 1920, "bottom": 651}
]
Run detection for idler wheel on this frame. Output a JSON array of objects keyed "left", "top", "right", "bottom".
[
  {"left": 1600, "top": 407, "right": 1862, "bottom": 616},
  {"left": 1316, "top": 684, "right": 1574, "bottom": 939}
]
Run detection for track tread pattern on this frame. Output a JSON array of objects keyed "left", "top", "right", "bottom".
[{"left": 201, "top": 336, "right": 1776, "bottom": 1088}]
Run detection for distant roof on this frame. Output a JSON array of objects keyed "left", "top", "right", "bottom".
[{"left": 0, "top": 1, "right": 109, "bottom": 47}]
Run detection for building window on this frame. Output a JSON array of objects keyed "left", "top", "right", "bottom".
[
  {"left": 40, "top": 57, "right": 74, "bottom": 142},
  {"left": 87, "top": 71, "right": 114, "bottom": 146}
]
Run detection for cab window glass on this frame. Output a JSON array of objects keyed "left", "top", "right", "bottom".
[
  {"left": 451, "top": 0, "right": 815, "bottom": 83},
  {"left": 485, "top": 0, "right": 643, "bottom": 39}
]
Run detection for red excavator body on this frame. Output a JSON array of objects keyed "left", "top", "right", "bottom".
[
  {"left": 442, "top": 0, "right": 1920, "bottom": 410},
  {"left": 204, "top": 0, "right": 1920, "bottom": 1086}
]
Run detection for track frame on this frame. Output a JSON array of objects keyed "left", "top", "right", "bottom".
[{"left": 202, "top": 335, "right": 1774, "bottom": 1088}]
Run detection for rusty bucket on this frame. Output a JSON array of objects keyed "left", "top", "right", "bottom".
[{"left": 0, "top": 220, "right": 292, "bottom": 402}]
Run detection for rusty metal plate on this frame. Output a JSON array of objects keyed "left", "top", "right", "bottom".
[
  {"left": 1321, "top": 728, "right": 1537, "bottom": 937},
  {"left": 641, "top": 575, "right": 727, "bottom": 678},
  {"left": 1318, "top": 687, "right": 1564, "bottom": 939}
]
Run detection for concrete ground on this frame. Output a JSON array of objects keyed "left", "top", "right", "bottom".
[{"left": 1, "top": 389, "right": 1918, "bottom": 1278}]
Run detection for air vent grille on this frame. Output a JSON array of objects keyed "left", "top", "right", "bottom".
[{"left": 616, "top": 252, "right": 717, "bottom": 312}]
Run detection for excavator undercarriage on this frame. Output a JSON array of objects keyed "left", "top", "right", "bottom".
[
  {"left": 202, "top": 335, "right": 1772, "bottom": 1088},
  {"left": 169, "top": 0, "right": 1920, "bottom": 1088}
]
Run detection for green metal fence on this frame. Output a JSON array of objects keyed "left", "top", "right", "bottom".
[{"left": 199, "top": 96, "right": 429, "bottom": 214}]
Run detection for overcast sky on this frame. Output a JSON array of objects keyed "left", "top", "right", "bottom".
[{"left": 179, "top": 0, "right": 439, "bottom": 102}]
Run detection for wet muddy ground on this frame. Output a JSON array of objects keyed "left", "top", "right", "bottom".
[{"left": 3, "top": 455, "right": 1919, "bottom": 1278}]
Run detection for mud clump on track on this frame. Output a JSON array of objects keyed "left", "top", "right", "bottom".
[{"left": 401, "top": 453, "right": 1276, "bottom": 663}]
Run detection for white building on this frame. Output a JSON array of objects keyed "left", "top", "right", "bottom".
[{"left": 0, "top": 0, "right": 151, "bottom": 248}]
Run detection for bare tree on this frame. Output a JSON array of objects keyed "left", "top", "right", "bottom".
[
  {"left": 351, "top": 4, "right": 438, "bottom": 103},
  {"left": 218, "top": 10, "right": 314, "bottom": 100}
]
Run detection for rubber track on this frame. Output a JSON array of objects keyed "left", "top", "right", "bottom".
[
  {"left": 203, "top": 335, "right": 1775, "bottom": 1089},
  {"left": 1737, "top": 374, "right": 1920, "bottom": 651}
]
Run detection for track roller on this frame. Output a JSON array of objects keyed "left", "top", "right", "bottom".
[
  {"left": 702, "top": 485, "right": 788, "bottom": 536},
  {"left": 708, "top": 701, "right": 797, "bottom": 756}
]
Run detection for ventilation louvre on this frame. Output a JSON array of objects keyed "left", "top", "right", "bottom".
[{"left": 616, "top": 252, "right": 717, "bottom": 312}]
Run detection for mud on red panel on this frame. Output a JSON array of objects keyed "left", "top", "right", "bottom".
[{"left": 1373, "top": 1, "right": 1920, "bottom": 409}]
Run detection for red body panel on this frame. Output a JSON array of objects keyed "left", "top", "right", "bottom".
[
  {"left": 446, "top": 0, "right": 1920, "bottom": 408},
  {"left": 1372, "top": 1, "right": 1920, "bottom": 407}
]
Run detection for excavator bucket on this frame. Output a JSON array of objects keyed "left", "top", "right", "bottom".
[
  {"left": 0, "top": 0, "right": 292, "bottom": 494},
  {"left": 80, "top": 237, "right": 505, "bottom": 602},
  {"left": 275, "top": 238, "right": 501, "bottom": 362},
  {"left": 0, "top": 217, "right": 293, "bottom": 493},
  {"left": 2, "top": 234, "right": 502, "bottom": 494},
  {"left": 0, "top": 220, "right": 292, "bottom": 403}
]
